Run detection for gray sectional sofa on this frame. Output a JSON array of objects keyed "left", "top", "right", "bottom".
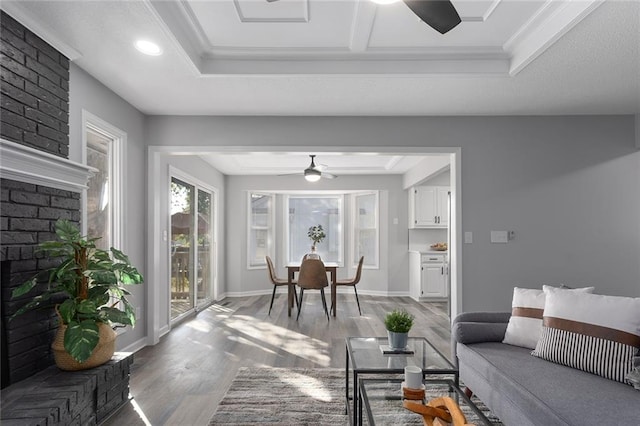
[{"left": 452, "top": 312, "right": 640, "bottom": 426}]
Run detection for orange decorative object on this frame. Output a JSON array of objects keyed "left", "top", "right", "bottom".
[{"left": 403, "top": 397, "right": 476, "bottom": 426}]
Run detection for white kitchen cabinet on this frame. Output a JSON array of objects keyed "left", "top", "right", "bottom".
[
  {"left": 421, "top": 262, "right": 447, "bottom": 298},
  {"left": 409, "top": 186, "right": 449, "bottom": 228},
  {"left": 409, "top": 251, "right": 448, "bottom": 301}
]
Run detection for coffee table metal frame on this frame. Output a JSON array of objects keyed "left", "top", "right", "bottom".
[
  {"left": 359, "top": 377, "right": 492, "bottom": 426},
  {"left": 345, "top": 337, "right": 458, "bottom": 426}
]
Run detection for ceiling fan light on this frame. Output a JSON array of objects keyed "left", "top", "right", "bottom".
[{"left": 304, "top": 169, "right": 322, "bottom": 182}]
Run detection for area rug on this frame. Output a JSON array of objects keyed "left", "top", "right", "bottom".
[{"left": 209, "top": 367, "right": 502, "bottom": 425}]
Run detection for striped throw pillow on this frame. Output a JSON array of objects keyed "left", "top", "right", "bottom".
[
  {"left": 502, "top": 286, "right": 594, "bottom": 349},
  {"left": 532, "top": 288, "right": 640, "bottom": 384}
]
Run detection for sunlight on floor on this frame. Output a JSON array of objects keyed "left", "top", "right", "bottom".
[
  {"left": 185, "top": 318, "right": 213, "bottom": 333},
  {"left": 129, "top": 397, "right": 152, "bottom": 426},
  {"left": 227, "top": 335, "right": 278, "bottom": 355},
  {"left": 223, "top": 314, "right": 331, "bottom": 366},
  {"left": 280, "top": 371, "right": 333, "bottom": 402}
]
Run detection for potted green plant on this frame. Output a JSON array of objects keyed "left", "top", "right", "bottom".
[
  {"left": 384, "top": 308, "right": 415, "bottom": 350},
  {"left": 307, "top": 224, "right": 326, "bottom": 253},
  {"left": 11, "top": 219, "right": 143, "bottom": 370}
]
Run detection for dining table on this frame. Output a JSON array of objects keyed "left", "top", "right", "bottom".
[{"left": 286, "top": 262, "right": 339, "bottom": 317}]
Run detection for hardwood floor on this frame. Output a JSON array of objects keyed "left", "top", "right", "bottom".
[{"left": 103, "top": 294, "right": 452, "bottom": 426}]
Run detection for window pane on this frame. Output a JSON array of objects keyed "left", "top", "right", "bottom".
[
  {"left": 288, "top": 196, "right": 342, "bottom": 264},
  {"left": 86, "top": 131, "right": 111, "bottom": 249},
  {"left": 171, "top": 178, "right": 195, "bottom": 320},
  {"left": 197, "top": 189, "right": 212, "bottom": 303},
  {"left": 249, "top": 193, "right": 272, "bottom": 267},
  {"left": 355, "top": 193, "right": 378, "bottom": 267}
]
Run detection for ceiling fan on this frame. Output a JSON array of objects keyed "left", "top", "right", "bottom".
[
  {"left": 266, "top": 0, "right": 461, "bottom": 35},
  {"left": 280, "top": 155, "right": 337, "bottom": 182},
  {"left": 402, "top": 0, "right": 461, "bottom": 34}
]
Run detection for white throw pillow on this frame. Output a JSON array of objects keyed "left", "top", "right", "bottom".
[
  {"left": 502, "top": 286, "right": 594, "bottom": 349},
  {"left": 532, "top": 289, "right": 640, "bottom": 384}
]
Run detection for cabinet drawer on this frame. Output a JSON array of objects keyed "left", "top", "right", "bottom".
[{"left": 422, "top": 254, "right": 445, "bottom": 263}]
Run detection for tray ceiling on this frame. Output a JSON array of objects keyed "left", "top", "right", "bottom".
[{"left": 1, "top": 0, "right": 637, "bottom": 116}]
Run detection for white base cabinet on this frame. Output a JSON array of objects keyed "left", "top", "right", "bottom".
[{"left": 409, "top": 252, "right": 448, "bottom": 301}]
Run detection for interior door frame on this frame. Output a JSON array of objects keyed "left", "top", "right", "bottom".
[
  {"left": 167, "top": 166, "right": 219, "bottom": 326},
  {"left": 147, "top": 145, "right": 460, "bottom": 345}
]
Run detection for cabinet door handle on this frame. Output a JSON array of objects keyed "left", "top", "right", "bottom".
[
  {"left": 434, "top": 216, "right": 437, "bottom": 223},
  {"left": 441, "top": 267, "right": 444, "bottom": 274}
]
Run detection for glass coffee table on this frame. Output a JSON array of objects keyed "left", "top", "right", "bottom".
[
  {"left": 345, "top": 337, "right": 457, "bottom": 426},
  {"left": 359, "top": 378, "right": 493, "bottom": 426}
]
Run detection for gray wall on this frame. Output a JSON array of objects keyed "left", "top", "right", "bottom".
[
  {"left": 69, "top": 64, "right": 147, "bottom": 351},
  {"left": 224, "top": 174, "right": 406, "bottom": 296},
  {"left": 147, "top": 115, "right": 640, "bottom": 312}
]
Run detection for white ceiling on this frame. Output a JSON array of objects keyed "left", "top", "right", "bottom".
[
  {"left": 2, "top": 0, "right": 639, "bottom": 117},
  {"left": 200, "top": 152, "right": 436, "bottom": 176},
  {"left": 2, "top": 0, "right": 638, "bottom": 176}
]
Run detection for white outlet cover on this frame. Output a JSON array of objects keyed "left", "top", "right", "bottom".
[{"left": 491, "top": 231, "right": 508, "bottom": 243}]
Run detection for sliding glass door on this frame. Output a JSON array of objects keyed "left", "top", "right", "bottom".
[{"left": 170, "top": 176, "right": 215, "bottom": 323}]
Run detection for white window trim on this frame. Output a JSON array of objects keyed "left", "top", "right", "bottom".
[
  {"left": 351, "top": 191, "right": 380, "bottom": 269},
  {"left": 81, "top": 110, "right": 126, "bottom": 252},
  {"left": 247, "top": 191, "right": 275, "bottom": 269}
]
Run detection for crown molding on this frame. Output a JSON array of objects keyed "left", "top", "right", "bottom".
[
  {"left": 505, "top": 0, "right": 605, "bottom": 76},
  {"left": 0, "top": 139, "right": 95, "bottom": 192}
]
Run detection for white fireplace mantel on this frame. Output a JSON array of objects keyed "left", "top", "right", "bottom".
[{"left": 0, "top": 138, "right": 95, "bottom": 192}]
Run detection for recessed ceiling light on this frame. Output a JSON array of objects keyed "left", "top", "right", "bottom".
[
  {"left": 370, "top": 0, "right": 400, "bottom": 4},
  {"left": 134, "top": 40, "right": 162, "bottom": 56}
]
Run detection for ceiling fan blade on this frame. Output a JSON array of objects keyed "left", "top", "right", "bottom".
[
  {"left": 403, "top": 0, "right": 461, "bottom": 34},
  {"left": 321, "top": 172, "right": 337, "bottom": 179}
]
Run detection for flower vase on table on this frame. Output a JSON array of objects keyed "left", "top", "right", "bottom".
[{"left": 307, "top": 244, "right": 321, "bottom": 260}]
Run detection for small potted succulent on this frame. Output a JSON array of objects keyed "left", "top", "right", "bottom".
[
  {"left": 384, "top": 308, "right": 415, "bottom": 350},
  {"left": 11, "top": 219, "right": 143, "bottom": 370},
  {"left": 307, "top": 224, "right": 326, "bottom": 253}
]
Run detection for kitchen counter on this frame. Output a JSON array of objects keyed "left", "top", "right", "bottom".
[{"left": 409, "top": 250, "right": 448, "bottom": 255}]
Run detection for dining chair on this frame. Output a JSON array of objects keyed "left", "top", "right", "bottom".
[
  {"left": 333, "top": 256, "right": 364, "bottom": 315},
  {"left": 266, "top": 256, "right": 298, "bottom": 315},
  {"left": 296, "top": 258, "right": 330, "bottom": 321}
]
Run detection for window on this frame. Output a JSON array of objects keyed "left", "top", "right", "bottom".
[
  {"left": 248, "top": 192, "right": 274, "bottom": 268},
  {"left": 83, "top": 112, "right": 125, "bottom": 251},
  {"left": 287, "top": 195, "right": 343, "bottom": 264},
  {"left": 353, "top": 192, "right": 379, "bottom": 268}
]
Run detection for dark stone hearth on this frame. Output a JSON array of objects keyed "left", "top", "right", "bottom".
[{"left": 1, "top": 353, "right": 134, "bottom": 425}]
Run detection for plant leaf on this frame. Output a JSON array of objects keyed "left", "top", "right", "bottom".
[
  {"left": 76, "top": 299, "right": 97, "bottom": 315},
  {"left": 64, "top": 320, "right": 100, "bottom": 363},
  {"left": 11, "top": 277, "right": 38, "bottom": 298},
  {"left": 88, "top": 270, "right": 118, "bottom": 284},
  {"left": 58, "top": 299, "right": 76, "bottom": 324},
  {"left": 100, "top": 306, "right": 132, "bottom": 325},
  {"left": 110, "top": 247, "right": 130, "bottom": 263}
]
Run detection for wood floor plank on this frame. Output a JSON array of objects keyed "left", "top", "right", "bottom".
[{"left": 102, "top": 294, "right": 451, "bottom": 426}]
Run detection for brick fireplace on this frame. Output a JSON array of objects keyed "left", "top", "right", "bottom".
[
  {"left": 1, "top": 9, "right": 78, "bottom": 388},
  {"left": 1, "top": 10, "right": 134, "bottom": 424}
]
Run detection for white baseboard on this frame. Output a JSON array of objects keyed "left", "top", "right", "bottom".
[
  {"left": 120, "top": 337, "right": 147, "bottom": 354},
  {"left": 218, "top": 289, "right": 410, "bottom": 299}
]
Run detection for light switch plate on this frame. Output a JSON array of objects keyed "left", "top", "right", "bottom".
[
  {"left": 491, "top": 231, "right": 508, "bottom": 243},
  {"left": 464, "top": 232, "right": 473, "bottom": 244}
]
